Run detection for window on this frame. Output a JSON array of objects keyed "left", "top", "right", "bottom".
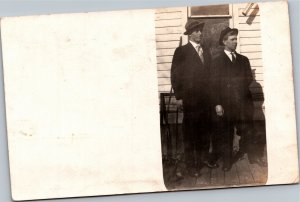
[
  {"left": 189, "top": 5, "right": 231, "bottom": 18},
  {"left": 187, "top": 5, "right": 233, "bottom": 56}
]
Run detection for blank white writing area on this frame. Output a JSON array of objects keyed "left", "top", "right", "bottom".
[
  {"left": 1, "top": 9, "right": 166, "bottom": 201},
  {"left": 260, "top": 1, "right": 299, "bottom": 185}
]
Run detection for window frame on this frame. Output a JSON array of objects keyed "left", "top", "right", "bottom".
[{"left": 188, "top": 4, "right": 233, "bottom": 18}]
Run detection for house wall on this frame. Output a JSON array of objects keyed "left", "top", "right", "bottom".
[
  {"left": 234, "top": 3, "right": 264, "bottom": 120},
  {"left": 155, "top": 4, "right": 264, "bottom": 123},
  {"left": 155, "top": 7, "right": 187, "bottom": 93}
]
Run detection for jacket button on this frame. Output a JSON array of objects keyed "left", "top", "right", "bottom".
[{"left": 227, "top": 83, "right": 231, "bottom": 88}]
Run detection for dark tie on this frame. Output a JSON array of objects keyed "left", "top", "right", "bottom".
[{"left": 231, "top": 52, "right": 236, "bottom": 63}]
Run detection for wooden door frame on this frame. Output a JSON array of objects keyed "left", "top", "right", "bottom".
[{"left": 185, "top": 4, "right": 241, "bottom": 52}]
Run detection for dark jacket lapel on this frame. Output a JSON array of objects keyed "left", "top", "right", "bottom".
[
  {"left": 186, "top": 42, "right": 204, "bottom": 65},
  {"left": 221, "top": 51, "right": 233, "bottom": 65},
  {"left": 235, "top": 52, "right": 244, "bottom": 63}
]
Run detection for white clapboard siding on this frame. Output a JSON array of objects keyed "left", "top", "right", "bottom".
[
  {"left": 239, "top": 30, "right": 261, "bottom": 38},
  {"left": 158, "top": 84, "right": 172, "bottom": 92},
  {"left": 156, "top": 7, "right": 185, "bottom": 13},
  {"left": 253, "top": 66, "right": 263, "bottom": 74},
  {"left": 155, "top": 19, "right": 182, "bottom": 28},
  {"left": 156, "top": 41, "right": 182, "bottom": 49},
  {"left": 249, "top": 59, "right": 263, "bottom": 67},
  {"left": 238, "top": 23, "right": 260, "bottom": 31},
  {"left": 158, "top": 77, "right": 171, "bottom": 85},
  {"left": 155, "top": 7, "right": 186, "bottom": 93},
  {"left": 238, "top": 2, "right": 258, "bottom": 7},
  {"left": 156, "top": 48, "right": 176, "bottom": 57},
  {"left": 155, "top": 11, "right": 182, "bottom": 20},
  {"left": 238, "top": 8, "right": 260, "bottom": 17},
  {"left": 156, "top": 33, "right": 182, "bottom": 42},
  {"left": 240, "top": 37, "right": 261, "bottom": 45},
  {"left": 157, "top": 63, "right": 172, "bottom": 71},
  {"left": 236, "top": 3, "right": 264, "bottom": 120},
  {"left": 157, "top": 70, "right": 171, "bottom": 78},
  {"left": 254, "top": 73, "right": 264, "bottom": 81},
  {"left": 240, "top": 44, "right": 262, "bottom": 53},
  {"left": 239, "top": 16, "right": 260, "bottom": 24},
  {"left": 242, "top": 52, "right": 262, "bottom": 59},
  {"left": 157, "top": 56, "right": 173, "bottom": 64},
  {"left": 156, "top": 26, "right": 183, "bottom": 35}
]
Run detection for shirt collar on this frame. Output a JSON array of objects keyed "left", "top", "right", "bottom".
[
  {"left": 189, "top": 40, "right": 201, "bottom": 49},
  {"left": 224, "top": 49, "right": 235, "bottom": 55},
  {"left": 224, "top": 49, "right": 236, "bottom": 60}
]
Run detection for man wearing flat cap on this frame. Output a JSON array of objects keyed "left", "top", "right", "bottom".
[
  {"left": 210, "top": 27, "right": 254, "bottom": 171},
  {"left": 171, "top": 19, "right": 215, "bottom": 177}
]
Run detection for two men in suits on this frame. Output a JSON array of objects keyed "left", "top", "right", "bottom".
[
  {"left": 171, "top": 19, "right": 256, "bottom": 175},
  {"left": 171, "top": 20, "right": 216, "bottom": 177}
]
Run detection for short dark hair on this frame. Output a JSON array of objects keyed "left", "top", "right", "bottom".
[{"left": 223, "top": 31, "right": 238, "bottom": 42}]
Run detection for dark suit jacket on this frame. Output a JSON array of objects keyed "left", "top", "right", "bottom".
[
  {"left": 210, "top": 51, "right": 253, "bottom": 120},
  {"left": 171, "top": 42, "right": 211, "bottom": 109}
]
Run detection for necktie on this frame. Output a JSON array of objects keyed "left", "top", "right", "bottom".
[
  {"left": 231, "top": 52, "right": 236, "bottom": 63},
  {"left": 196, "top": 45, "right": 205, "bottom": 64}
]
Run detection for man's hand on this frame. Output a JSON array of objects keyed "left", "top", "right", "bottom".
[
  {"left": 175, "top": 99, "right": 183, "bottom": 111},
  {"left": 215, "top": 105, "right": 224, "bottom": 116}
]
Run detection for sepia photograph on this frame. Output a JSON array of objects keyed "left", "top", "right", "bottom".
[
  {"left": 0, "top": 1, "right": 298, "bottom": 200},
  {"left": 156, "top": 3, "right": 268, "bottom": 190}
]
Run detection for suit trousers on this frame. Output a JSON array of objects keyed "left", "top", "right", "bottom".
[
  {"left": 211, "top": 112, "right": 238, "bottom": 168},
  {"left": 182, "top": 106, "right": 210, "bottom": 169}
]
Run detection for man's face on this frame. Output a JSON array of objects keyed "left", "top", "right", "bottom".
[
  {"left": 189, "top": 28, "right": 203, "bottom": 44},
  {"left": 223, "top": 35, "right": 238, "bottom": 51}
]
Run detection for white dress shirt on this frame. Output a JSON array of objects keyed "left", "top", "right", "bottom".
[
  {"left": 224, "top": 49, "right": 236, "bottom": 62},
  {"left": 189, "top": 40, "right": 202, "bottom": 52},
  {"left": 189, "top": 40, "right": 204, "bottom": 63}
]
